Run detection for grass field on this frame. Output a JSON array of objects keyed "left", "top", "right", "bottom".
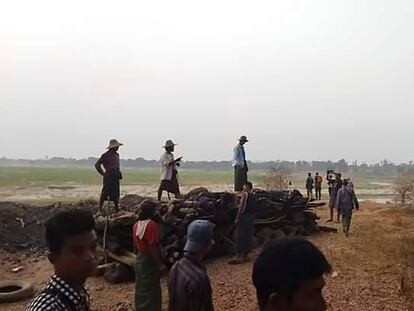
[{"left": 0, "top": 165, "right": 397, "bottom": 187}]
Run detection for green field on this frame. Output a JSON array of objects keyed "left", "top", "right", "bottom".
[{"left": 0, "top": 165, "right": 396, "bottom": 189}]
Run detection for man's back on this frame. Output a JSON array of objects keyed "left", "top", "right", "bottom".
[
  {"left": 306, "top": 176, "right": 314, "bottom": 188},
  {"left": 337, "top": 186, "right": 358, "bottom": 211},
  {"left": 168, "top": 255, "right": 214, "bottom": 311}
]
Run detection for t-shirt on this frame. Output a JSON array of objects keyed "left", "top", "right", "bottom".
[
  {"left": 160, "top": 152, "right": 174, "bottom": 181},
  {"left": 132, "top": 220, "right": 160, "bottom": 254},
  {"left": 315, "top": 175, "right": 323, "bottom": 187}
]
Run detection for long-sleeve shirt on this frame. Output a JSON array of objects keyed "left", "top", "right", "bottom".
[
  {"left": 160, "top": 152, "right": 174, "bottom": 181},
  {"left": 336, "top": 186, "right": 359, "bottom": 212},
  {"left": 168, "top": 255, "right": 214, "bottom": 311},
  {"left": 95, "top": 149, "right": 120, "bottom": 172},
  {"left": 232, "top": 144, "right": 247, "bottom": 168}
]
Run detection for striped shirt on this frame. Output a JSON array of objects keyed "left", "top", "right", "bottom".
[
  {"left": 168, "top": 255, "right": 214, "bottom": 311},
  {"left": 27, "top": 274, "right": 90, "bottom": 311}
]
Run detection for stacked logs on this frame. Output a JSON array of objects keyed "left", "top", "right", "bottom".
[{"left": 95, "top": 187, "right": 329, "bottom": 274}]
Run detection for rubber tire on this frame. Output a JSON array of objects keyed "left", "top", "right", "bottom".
[{"left": 0, "top": 280, "right": 34, "bottom": 303}]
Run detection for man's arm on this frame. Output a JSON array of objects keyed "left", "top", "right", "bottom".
[
  {"left": 336, "top": 190, "right": 342, "bottom": 210},
  {"left": 149, "top": 244, "right": 166, "bottom": 267},
  {"left": 235, "top": 193, "right": 247, "bottom": 223},
  {"left": 352, "top": 190, "right": 360, "bottom": 210},
  {"left": 94, "top": 157, "right": 105, "bottom": 176}
]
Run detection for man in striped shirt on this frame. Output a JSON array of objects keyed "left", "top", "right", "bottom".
[
  {"left": 168, "top": 220, "right": 215, "bottom": 311},
  {"left": 27, "top": 209, "right": 98, "bottom": 311}
]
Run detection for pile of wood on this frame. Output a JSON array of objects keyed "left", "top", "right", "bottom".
[{"left": 95, "top": 188, "right": 329, "bottom": 273}]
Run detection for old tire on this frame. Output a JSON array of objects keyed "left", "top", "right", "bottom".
[{"left": 0, "top": 280, "right": 34, "bottom": 303}]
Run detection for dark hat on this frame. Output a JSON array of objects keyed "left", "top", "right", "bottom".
[{"left": 238, "top": 136, "right": 248, "bottom": 142}]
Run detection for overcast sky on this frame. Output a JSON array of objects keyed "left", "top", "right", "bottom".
[{"left": 1, "top": 0, "right": 413, "bottom": 163}]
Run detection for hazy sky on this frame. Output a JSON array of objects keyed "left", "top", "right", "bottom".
[{"left": 1, "top": 0, "right": 413, "bottom": 163}]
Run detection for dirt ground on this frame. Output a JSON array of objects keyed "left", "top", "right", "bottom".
[{"left": 1, "top": 201, "right": 413, "bottom": 311}]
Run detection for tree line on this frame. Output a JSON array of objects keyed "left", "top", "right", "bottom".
[{"left": 1, "top": 157, "right": 413, "bottom": 175}]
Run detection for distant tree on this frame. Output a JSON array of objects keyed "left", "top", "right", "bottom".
[
  {"left": 260, "top": 166, "right": 292, "bottom": 191},
  {"left": 394, "top": 172, "right": 414, "bottom": 205}
]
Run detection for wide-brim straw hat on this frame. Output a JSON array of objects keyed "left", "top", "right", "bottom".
[
  {"left": 107, "top": 139, "right": 123, "bottom": 149},
  {"left": 163, "top": 140, "right": 177, "bottom": 148},
  {"left": 238, "top": 135, "right": 248, "bottom": 142}
]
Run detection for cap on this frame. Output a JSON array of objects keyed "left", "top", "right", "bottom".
[{"left": 184, "top": 220, "right": 213, "bottom": 252}]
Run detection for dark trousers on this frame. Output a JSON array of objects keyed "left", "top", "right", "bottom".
[
  {"left": 234, "top": 166, "right": 248, "bottom": 192},
  {"left": 315, "top": 188, "right": 322, "bottom": 200},
  {"left": 341, "top": 209, "right": 353, "bottom": 233}
]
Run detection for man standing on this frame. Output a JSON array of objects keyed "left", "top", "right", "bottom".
[
  {"left": 95, "top": 139, "right": 123, "bottom": 212},
  {"left": 328, "top": 173, "right": 342, "bottom": 223},
  {"left": 158, "top": 140, "right": 182, "bottom": 201},
  {"left": 252, "top": 238, "right": 331, "bottom": 311},
  {"left": 336, "top": 179, "right": 359, "bottom": 237},
  {"left": 27, "top": 209, "right": 98, "bottom": 311},
  {"left": 233, "top": 135, "right": 249, "bottom": 192},
  {"left": 229, "top": 182, "right": 256, "bottom": 265},
  {"left": 314, "top": 172, "right": 323, "bottom": 200},
  {"left": 168, "top": 220, "right": 215, "bottom": 311},
  {"left": 133, "top": 200, "right": 167, "bottom": 311},
  {"left": 305, "top": 173, "right": 314, "bottom": 199}
]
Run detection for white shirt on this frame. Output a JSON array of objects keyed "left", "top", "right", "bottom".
[
  {"left": 160, "top": 152, "right": 174, "bottom": 180},
  {"left": 232, "top": 144, "right": 246, "bottom": 167}
]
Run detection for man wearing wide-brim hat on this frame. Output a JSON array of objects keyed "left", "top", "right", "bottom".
[
  {"left": 95, "top": 139, "right": 123, "bottom": 212},
  {"left": 158, "top": 140, "right": 182, "bottom": 201},
  {"left": 232, "top": 136, "right": 249, "bottom": 192}
]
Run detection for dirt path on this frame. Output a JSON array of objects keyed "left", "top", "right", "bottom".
[{"left": 1, "top": 202, "right": 413, "bottom": 311}]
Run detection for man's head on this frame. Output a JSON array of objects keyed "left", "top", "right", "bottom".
[
  {"left": 343, "top": 179, "right": 349, "bottom": 187},
  {"left": 184, "top": 220, "right": 214, "bottom": 259},
  {"left": 46, "top": 209, "right": 98, "bottom": 283},
  {"left": 138, "top": 200, "right": 157, "bottom": 220},
  {"left": 107, "top": 139, "right": 123, "bottom": 151},
  {"left": 253, "top": 238, "right": 331, "bottom": 311},
  {"left": 335, "top": 173, "right": 342, "bottom": 180},
  {"left": 243, "top": 181, "right": 253, "bottom": 192},
  {"left": 164, "top": 140, "right": 177, "bottom": 153},
  {"left": 239, "top": 135, "right": 249, "bottom": 146},
  {"left": 308, "top": 173, "right": 312, "bottom": 177},
  {"left": 316, "top": 172, "right": 319, "bottom": 176}
]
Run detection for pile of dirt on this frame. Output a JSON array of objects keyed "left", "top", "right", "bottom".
[{"left": 0, "top": 200, "right": 99, "bottom": 253}]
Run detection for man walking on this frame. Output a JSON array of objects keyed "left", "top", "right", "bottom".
[
  {"left": 27, "top": 209, "right": 98, "bottom": 311},
  {"left": 168, "top": 220, "right": 215, "bottom": 311},
  {"left": 233, "top": 136, "right": 249, "bottom": 192},
  {"left": 305, "top": 173, "right": 314, "bottom": 199},
  {"left": 328, "top": 173, "right": 342, "bottom": 223},
  {"left": 158, "top": 140, "right": 182, "bottom": 201},
  {"left": 95, "top": 139, "right": 123, "bottom": 212},
  {"left": 314, "top": 172, "right": 323, "bottom": 200},
  {"left": 336, "top": 179, "right": 359, "bottom": 237}
]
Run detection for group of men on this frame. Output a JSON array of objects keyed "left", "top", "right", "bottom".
[
  {"left": 28, "top": 207, "right": 332, "bottom": 311},
  {"left": 27, "top": 136, "right": 360, "bottom": 310},
  {"left": 94, "top": 135, "right": 251, "bottom": 210},
  {"left": 306, "top": 172, "right": 359, "bottom": 237}
]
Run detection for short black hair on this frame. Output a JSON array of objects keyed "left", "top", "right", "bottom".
[
  {"left": 253, "top": 238, "right": 331, "bottom": 310},
  {"left": 138, "top": 200, "right": 157, "bottom": 220},
  {"left": 46, "top": 209, "right": 96, "bottom": 254},
  {"left": 244, "top": 181, "right": 253, "bottom": 189},
  {"left": 343, "top": 179, "right": 349, "bottom": 186},
  {"left": 308, "top": 172, "right": 312, "bottom": 176}
]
